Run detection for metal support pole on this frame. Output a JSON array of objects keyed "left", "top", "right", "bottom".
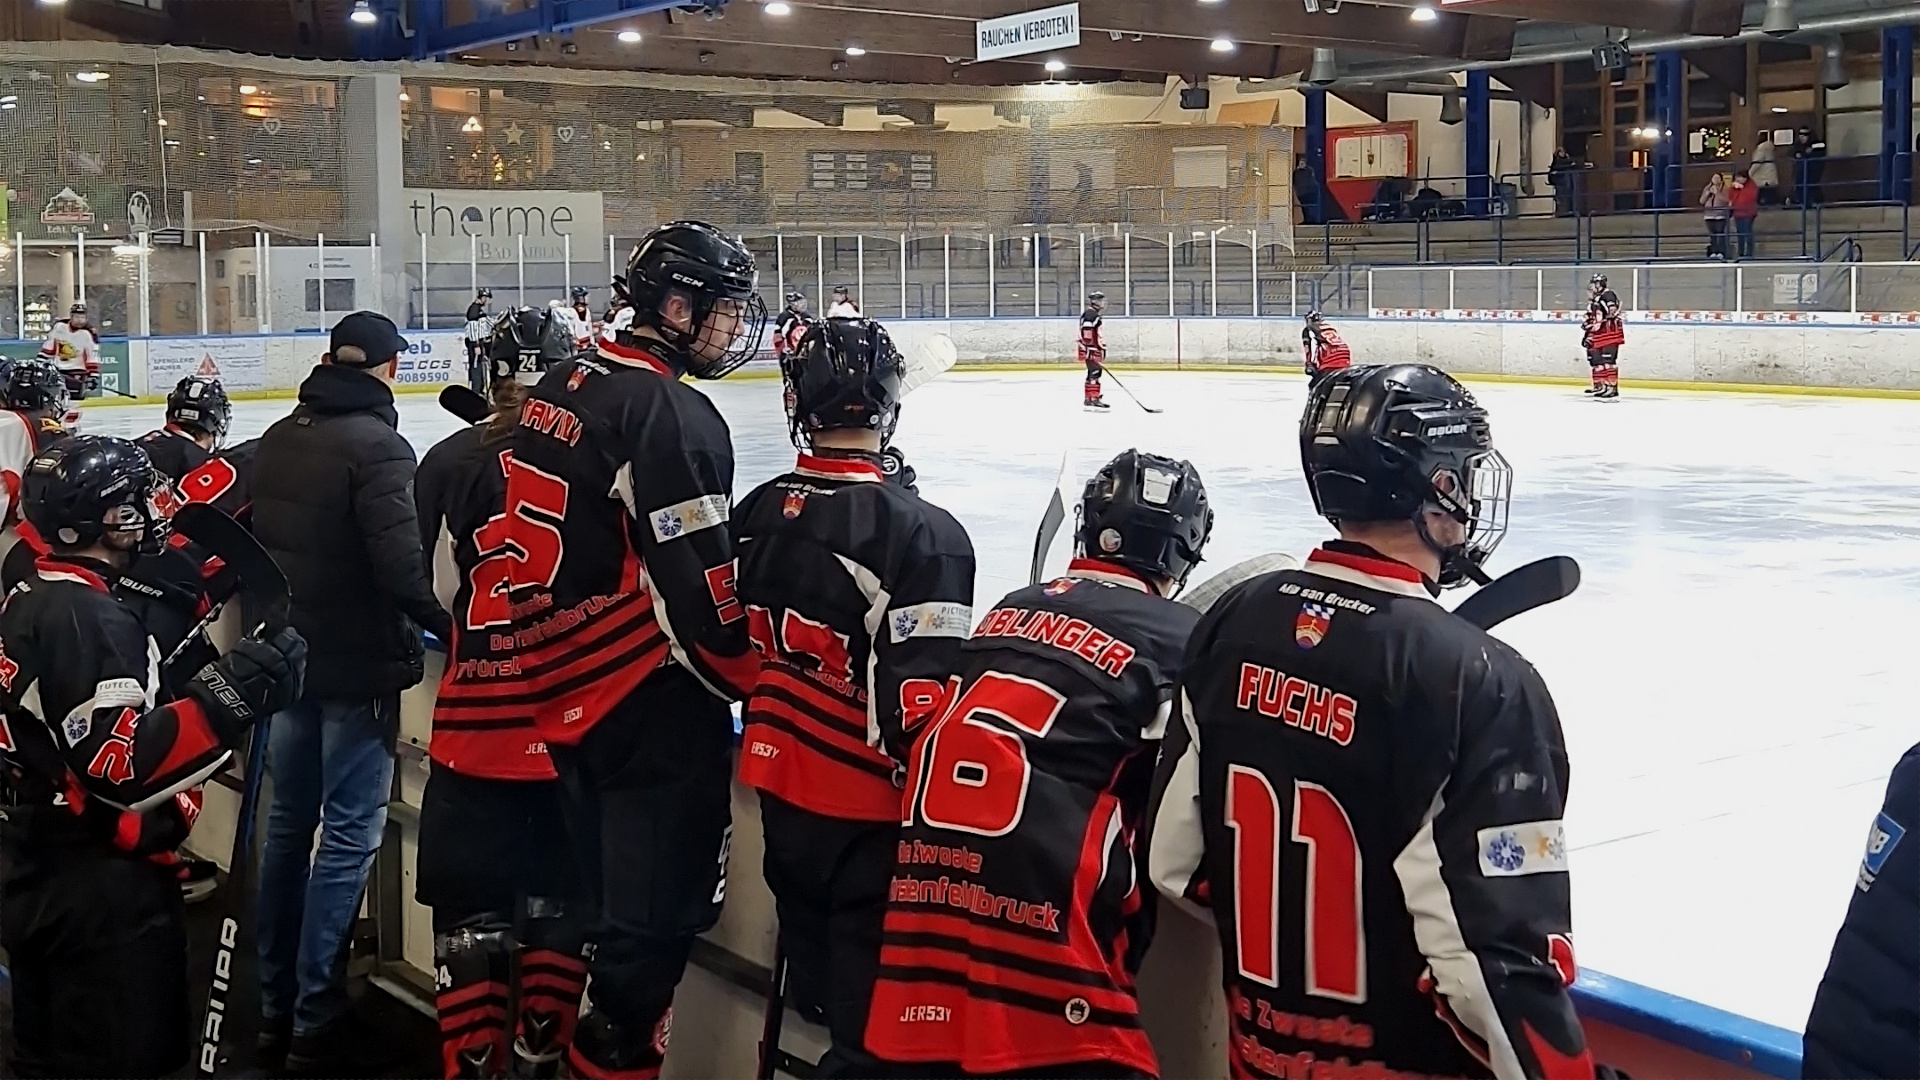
[
  {"left": 1631, "top": 269, "right": 1639, "bottom": 312},
  {"left": 899, "top": 233, "right": 907, "bottom": 318},
  {"left": 469, "top": 233, "right": 477, "bottom": 298},
  {"left": 1167, "top": 232, "right": 1175, "bottom": 317},
  {"left": 1883, "top": 26, "right": 1915, "bottom": 203},
  {"left": 564, "top": 233, "right": 572, "bottom": 299},
  {"left": 1536, "top": 268, "right": 1544, "bottom": 313},
  {"left": 369, "top": 232, "right": 380, "bottom": 319},
  {"left": 943, "top": 234, "right": 951, "bottom": 318},
  {"left": 516, "top": 234, "right": 525, "bottom": 305},
  {"left": 316, "top": 232, "right": 327, "bottom": 329},
  {"left": 1032, "top": 233, "right": 1040, "bottom": 317},
  {"left": 14, "top": 232, "right": 23, "bottom": 337},
  {"left": 1850, "top": 264, "right": 1859, "bottom": 313},
  {"left": 609, "top": 234, "right": 617, "bottom": 286},
  {"left": 1465, "top": 70, "right": 1492, "bottom": 218},
  {"left": 421, "top": 231, "right": 431, "bottom": 330},
  {"left": 1123, "top": 233, "right": 1132, "bottom": 316},
  {"left": 775, "top": 234, "right": 785, "bottom": 300},
  {"left": 816, "top": 235, "right": 825, "bottom": 306},
  {"left": 1290, "top": 271, "right": 1298, "bottom": 316},
  {"left": 1735, "top": 265, "right": 1744, "bottom": 313},
  {"left": 1448, "top": 267, "right": 1456, "bottom": 311},
  {"left": 1250, "top": 228, "right": 1260, "bottom": 317},
  {"left": 76, "top": 232, "right": 86, "bottom": 308},
  {"left": 1367, "top": 268, "right": 1376, "bottom": 313},
  {"left": 137, "top": 235, "right": 151, "bottom": 339},
  {"left": 259, "top": 232, "right": 271, "bottom": 334},
  {"left": 1209, "top": 230, "right": 1218, "bottom": 316},
  {"left": 1077, "top": 232, "right": 1085, "bottom": 316},
  {"left": 857, "top": 234, "right": 865, "bottom": 311},
  {"left": 988, "top": 233, "right": 995, "bottom": 318},
  {"left": 196, "top": 233, "right": 208, "bottom": 334}
]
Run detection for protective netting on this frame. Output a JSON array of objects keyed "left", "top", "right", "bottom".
[{"left": 1, "top": 41, "right": 1304, "bottom": 336}]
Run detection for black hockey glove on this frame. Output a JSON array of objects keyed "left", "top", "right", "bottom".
[
  {"left": 880, "top": 445, "right": 918, "bottom": 494},
  {"left": 188, "top": 625, "right": 308, "bottom": 739}
]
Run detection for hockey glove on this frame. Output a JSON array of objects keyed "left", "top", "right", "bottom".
[
  {"left": 188, "top": 625, "right": 308, "bottom": 740},
  {"left": 880, "top": 446, "right": 918, "bottom": 494}
]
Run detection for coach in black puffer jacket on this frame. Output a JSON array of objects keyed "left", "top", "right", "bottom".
[
  {"left": 1803, "top": 741, "right": 1919, "bottom": 1079},
  {"left": 251, "top": 311, "right": 452, "bottom": 698}
]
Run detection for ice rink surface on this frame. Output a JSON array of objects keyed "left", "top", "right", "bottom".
[{"left": 86, "top": 368, "right": 1920, "bottom": 1032}]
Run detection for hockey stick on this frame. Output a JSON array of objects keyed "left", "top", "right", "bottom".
[
  {"left": 176, "top": 504, "right": 291, "bottom": 1079},
  {"left": 439, "top": 384, "right": 493, "bottom": 424},
  {"left": 1102, "top": 369, "right": 1163, "bottom": 414},
  {"left": 900, "top": 334, "right": 958, "bottom": 397},
  {"left": 755, "top": 943, "right": 791, "bottom": 1080},
  {"left": 1179, "top": 553, "right": 1301, "bottom": 613},
  {"left": 1450, "top": 555, "right": 1582, "bottom": 632},
  {"left": 1028, "top": 450, "right": 1077, "bottom": 585}
]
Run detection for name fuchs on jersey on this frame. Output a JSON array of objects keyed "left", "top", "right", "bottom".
[{"left": 1233, "top": 662, "right": 1358, "bottom": 746}]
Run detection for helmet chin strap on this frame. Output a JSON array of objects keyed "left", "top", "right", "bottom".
[{"left": 1413, "top": 511, "right": 1489, "bottom": 592}]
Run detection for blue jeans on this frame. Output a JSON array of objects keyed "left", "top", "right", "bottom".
[{"left": 257, "top": 696, "right": 395, "bottom": 1036}]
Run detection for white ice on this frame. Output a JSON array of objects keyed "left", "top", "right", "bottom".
[{"left": 85, "top": 369, "right": 1920, "bottom": 1033}]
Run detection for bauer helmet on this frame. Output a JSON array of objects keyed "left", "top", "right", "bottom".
[
  {"left": 23, "top": 435, "right": 169, "bottom": 556},
  {"left": 781, "top": 317, "right": 905, "bottom": 448},
  {"left": 166, "top": 375, "right": 232, "bottom": 445},
  {"left": 615, "top": 221, "right": 766, "bottom": 379},
  {"left": 1076, "top": 449, "right": 1213, "bottom": 595},
  {"left": 4, "top": 358, "right": 69, "bottom": 417},
  {"left": 1589, "top": 273, "right": 1609, "bottom": 295},
  {"left": 1300, "top": 364, "right": 1510, "bottom": 589},
  {"left": 488, "top": 305, "right": 575, "bottom": 388},
  {"left": 571, "top": 286, "right": 590, "bottom": 305}
]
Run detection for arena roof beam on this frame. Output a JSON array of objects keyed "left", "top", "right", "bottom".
[
  {"left": 792, "top": 0, "right": 1519, "bottom": 59},
  {"left": 416, "top": 0, "right": 703, "bottom": 60},
  {"left": 1359, "top": 0, "right": 1748, "bottom": 37}
]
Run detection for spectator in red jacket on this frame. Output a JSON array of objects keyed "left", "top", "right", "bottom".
[{"left": 1729, "top": 169, "right": 1762, "bottom": 261}]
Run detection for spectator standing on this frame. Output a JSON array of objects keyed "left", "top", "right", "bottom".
[
  {"left": 1701, "top": 172, "right": 1732, "bottom": 260},
  {"left": 1794, "top": 128, "right": 1828, "bottom": 207},
  {"left": 1802, "top": 741, "right": 1919, "bottom": 1078},
  {"left": 1548, "top": 147, "right": 1577, "bottom": 217},
  {"left": 1729, "top": 170, "right": 1762, "bottom": 259},
  {"left": 1752, "top": 140, "right": 1782, "bottom": 206},
  {"left": 250, "top": 311, "right": 453, "bottom": 1074}
]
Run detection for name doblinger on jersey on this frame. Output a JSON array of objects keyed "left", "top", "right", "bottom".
[
  {"left": 972, "top": 604, "right": 1138, "bottom": 677},
  {"left": 889, "top": 874, "right": 1062, "bottom": 932}
]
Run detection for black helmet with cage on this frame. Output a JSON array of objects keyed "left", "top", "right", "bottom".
[
  {"left": 1589, "top": 273, "right": 1609, "bottom": 297},
  {"left": 1299, "top": 364, "right": 1511, "bottom": 589},
  {"left": 570, "top": 286, "right": 590, "bottom": 305},
  {"left": 166, "top": 375, "right": 232, "bottom": 445},
  {"left": 1075, "top": 449, "right": 1213, "bottom": 596},
  {"left": 780, "top": 317, "right": 905, "bottom": 449},
  {"left": 614, "top": 220, "right": 767, "bottom": 379},
  {"left": 22, "top": 435, "right": 169, "bottom": 557},
  {"left": 1305, "top": 309, "right": 1327, "bottom": 327},
  {"left": 488, "top": 305, "right": 575, "bottom": 388},
  {"left": 5, "top": 358, "right": 70, "bottom": 417},
  {"left": 1087, "top": 291, "right": 1107, "bottom": 310}
]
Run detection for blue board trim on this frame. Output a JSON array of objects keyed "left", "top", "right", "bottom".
[{"left": 1573, "top": 968, "right": 1803, "bottom": 1079}]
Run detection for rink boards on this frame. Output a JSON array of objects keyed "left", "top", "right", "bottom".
[{"left": 183, "top": 634, "right": 1805, "bottom": 1080}]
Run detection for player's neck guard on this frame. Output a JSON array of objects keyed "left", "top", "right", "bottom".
[
  {"left": 1066, "top": 557, "right": 1155, "bottom": 594},
  {"left": 794, "top": 451, "right": 885, "bottom": 483}
]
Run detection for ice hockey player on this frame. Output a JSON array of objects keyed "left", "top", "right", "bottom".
[
  {"left": 0, "top": 359, "right": 73, "bottom": 530},
  {"left": 465, "top": 287, "right": 496, "bottom": 394},
  {"left": 773, "top": 291, "right": 809, "bottom": 360},
  {"left": 0, "top": 435, "right": 306, "bottom": 1078},
  {"left": 504, "top": 219, "right": 764, "bottom": 1079},
  {"left": 827, "top": 284, "right": 861, "bottom": 319},
  {"left": 37, "top": 301, "right": 100, "bottom": 404},
  {"left": 1080, "top": 289, "right": 1109, "bottom": 409},
  {"left": 865, "top": 449, "right": 1212, "bottom": 1079},
  {"left": 136, "top": 375, "right": 231, "bottom": 483},
  {"left": 415, "top": 304, "right": 585, "bottom": 1079},
  {"left": 731, "top": 316, "right": 975, "bottom": 1075},
  {"left": 1302, "top": 310, "right": 1353, "bottom": 387},
  {"left": 1148, "top": 363, "right": 1593, "bottom": 1080},
  {"left": 1582, "top": 273, "right": 1624, "bottom": 399},
  {"left": 559, "top": 286, "right": 597, "bottom": 352}
]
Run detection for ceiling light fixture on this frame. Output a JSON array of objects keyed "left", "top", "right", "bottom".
[
  {"left": 765, "top": 1, "right": 792, "bottom": 13},
  {"left": 38, "top": 0, "right": 68, "bottom": 6},
  {"left": 239, "top": 84, "right": 258, "bottom": 95},
  {"left": 349, "top": 0, "right": 377, "bottom": 25},
  {"left": 1770, "top": 105, "right": 1789, "bottom": 113},
  {"left": 617, "top": 29, "right": 642, "bottom": 42},
  {"left": 845, "top": 45, "right": 866, "bottom": 56},
  {"left": 1045, "top": 59, "right": 1065, "bottom": 72},
  {"left": 74, "top": 70, "right": 109, "bottom": 83},
  {"left": 1410, "top": 4, "right": 1437, "bottom": 21},
  {"left": 0, "top": 103, "right": 15, "bottom": 111},
  {"left": 462, "top": 115, "right": 483, "bottom": 133},
  {"left": 1209, "top": 37, "right": 1235, "bottom": 53},
  {"left": 0, "top": 95, "right": 16, "bottom": 103},
  {"left": 399, "top": 91, "right": 410, "bottom": 101}
]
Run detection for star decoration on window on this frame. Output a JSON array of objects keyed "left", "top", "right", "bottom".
[{"left": 504, "top": 121, "right": 525, "bottom": 145}]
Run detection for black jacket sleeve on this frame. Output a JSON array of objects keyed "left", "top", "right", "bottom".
[
  {"left": 866, "top": 513, "right": 975, "bottom": 763},
  {"left": 413, "top": 436, "right": 461, "bottom": 600},
  {"left": 354, "top": 433, "right": 453, "bottom": 643}
]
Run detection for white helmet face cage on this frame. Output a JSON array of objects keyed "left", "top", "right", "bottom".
[{"left": 1426, "top": 449, "right": 1512, "bottom": 585}]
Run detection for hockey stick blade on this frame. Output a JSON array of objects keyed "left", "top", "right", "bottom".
[
  {"left": 439, "top": 384, "right": 492, "bottom": 425},
  {"left": 1450, "top": 555, "right": 1581, "bottom": 632},
  {"left": 899, "top": 334, "right": 957, "bottom": 398},
  {"left": 1179, "top": 553, "right": 1301, "bottom": 614},
  {"left": 1028, "top": 450, "right": 1076, "bottom": 585},
  {"left": 1103, "top": 369, "right": 1163, "bottom": 414}
]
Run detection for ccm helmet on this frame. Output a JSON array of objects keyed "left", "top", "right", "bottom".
[
  {"left": 4, "top": 358, "right": 70, "bottom": 416},
  {"left": 615, "top": 220, "right": 766, "bottom": 379},
  {"left": 1076, "top": 449, "right": 1213, "bottom": 594},
  {"left": 1300, "top": 364, "right": 1511, "bottom": 588},
  {"left": 166, "top": 375, "right": 232, "bottom": 444},
  {"left": 23, "top": 436, "right": 169, "bottom": 555},
  {"left": 781, "top": 317, "right": 905, "bottom": 448},
  {"left": 488, "top": 306, "right": 575, "bottom": 387}
]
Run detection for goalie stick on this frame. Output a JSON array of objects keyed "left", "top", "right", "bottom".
[
  {"left": 175, "top": 504, "right": 291, "bottom": 1079},
  {"left": 439, "top": 384, "right": 493, "bottom": 425},
  {"left": 1028, "top": 450, "right": 1077, "bottom": 585}
]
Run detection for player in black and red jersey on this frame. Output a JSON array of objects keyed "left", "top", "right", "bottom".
[
  {"left": 732, "top": 316, "right": 975, "bottom": 1075},
  {"left": 1582, "top": 274, "right": 1624, "bottom": 399},
  {"left": 1148, "top": 364, "right": 1592, "bottom": 1080},
  {"left": 415, "top": 306, "right": 584, "bottom": 1079},
  {"left": 865, "top": 449, "right": 1213, "bottom": 1079},
  {"left": 137, "top": 375, "right": 231, "bottom": 483},
  {"left": 1301, "top": 311, "right": 1352, "bottom": 388},
  {"left": 503, "top": 220, "right": 763, "bottom": 1079},
  {"left": 1079, "top": 290, "right": 1109, "bottom": 410},
  {"left": 0, "top": 436, "right": 304, "bottom": 1077}
]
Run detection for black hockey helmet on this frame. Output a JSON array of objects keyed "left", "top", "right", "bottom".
[
  {"left": 1589, "top": 273, "right": 1609, "bottom": 293},
  {"left": 1305, "top": 309, "right": 1327, "bottom": 326},
  {"left": 781, "top": 317, "right": 905, "bottom": 448},
  {"left": 488, "top": 306, "right": 575, "bottom": 387},
  {"left": 23, "top": 435, "right": 169, "bottom": 556},
  {"left": 4, "top": 357, "right": 69, "bottom": 416},
  {"left": 571, "top": 286, "right": 590, "bottom": 304},
  {"left": 1300, "top": 364, "right": 1511, "bottom": 588},
  {"left": 615, "top": 220, "right": 767, "bottom": 379},
  {"left": 166, "top": 375, "right": 232, "bottom": 444},
  {"left": 785, "top": 291, "right": 806, "bottom": 305},
  {"left": 1087, "top": 291, "right": 1106, "bottom": 306},
  {"left": 1076, "top": 449, "right": 1213, "bottom": 595},
  {"left": 476, "top": 287, "right": 493, "bottom": 299}
]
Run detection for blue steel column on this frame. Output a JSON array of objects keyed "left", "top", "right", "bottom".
[
  {"left": 1650, "top": 52, "right": 1685, "bottom": 209},
  {"left": 1305, "top": 89, "right": 1329, "bottom": 225},
  {"left": 1465, "top": 69, "right": 1491, "bottom": 217},
  {"left": 1882, "top": 26, "right": 1914, "bottom": 203}
]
